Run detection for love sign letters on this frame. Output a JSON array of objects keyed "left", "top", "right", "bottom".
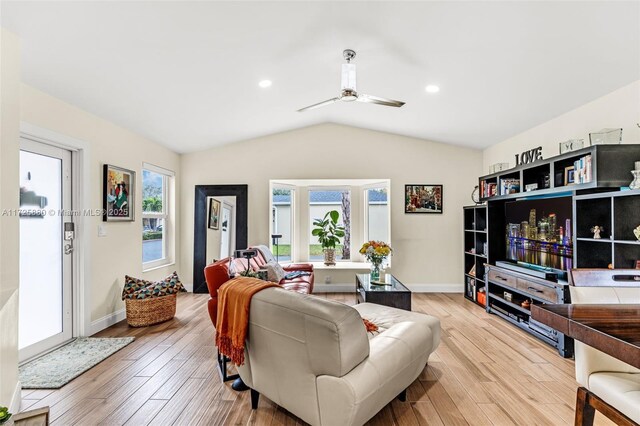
[{"left": 515, "top": 146, "right": 543, "bottom": 166}]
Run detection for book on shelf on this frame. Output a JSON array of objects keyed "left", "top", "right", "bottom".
[
  {"left": 499, "top": 178, "right": 520, "bottom": 195},
  {"left": 573, "top": 154, "right": 592, "bottom": 184},
  {"left": 480, "top": 180, "right": 497, "bottom": 198}
]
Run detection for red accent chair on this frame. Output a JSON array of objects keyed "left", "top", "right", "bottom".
[{"left": 204, "top": 249, "right": 315, "bottom": 384}]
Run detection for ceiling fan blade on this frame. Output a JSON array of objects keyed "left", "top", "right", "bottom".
[
  {"left": 357, "top": 94, "right": 405, "bottom": 108},
  {"left": 297, "top": 97, "right": 340, "bottom": 112}
]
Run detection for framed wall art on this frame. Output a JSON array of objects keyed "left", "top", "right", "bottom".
[
  {"left": 405, "top": 184, "right": 443, "bottom": 214},
  {"left": 103, "top": 164, "right": 135, "bottom": 222},
  {"left": 208, "top": 197, "right": 221, "bottom": 230}
]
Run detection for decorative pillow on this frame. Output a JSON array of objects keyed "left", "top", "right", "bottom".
[
  {"left": 122, "top": 275, "right": 154, "bottom": 300},
  {"left": 122, "top": 271, "right": 186, "bottom": 300},
  {"left": 228, "top": 257, "right": 239, "bottom": 278},
  {"left": 264, "top": 261, "right": 286, "bottom": 283}
]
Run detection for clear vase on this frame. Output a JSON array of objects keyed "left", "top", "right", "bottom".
[
  {"left": 370, "top": 263, "right": 381, "bottom": 280},
  {"left": 630, "top": 170, "right": 640, "bottom": 190}
]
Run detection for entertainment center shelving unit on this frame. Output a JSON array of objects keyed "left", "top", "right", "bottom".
[
  {"left": 574, "top": 190, "right": 640, "bottom": 269},
  {"left": 463, "top": 205, "right": 487, "bottom": 305},
  {"left": 464, "top": 144, "right": 640, "bottom": 357}
]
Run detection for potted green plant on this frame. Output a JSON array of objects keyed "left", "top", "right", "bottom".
[
  {"left": 312, "top": 210, "right": 345, "bottom": 266},
  {"left": 0, "top": 406, "right": 12, "bottom": 425}
]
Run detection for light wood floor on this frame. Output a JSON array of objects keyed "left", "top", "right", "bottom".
[{"left": 19, "top": 292, "right": 616, "bottom": 425}]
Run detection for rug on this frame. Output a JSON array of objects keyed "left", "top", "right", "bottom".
[{"left": 19, "top": 337, "right": 135, "bottom": 389}]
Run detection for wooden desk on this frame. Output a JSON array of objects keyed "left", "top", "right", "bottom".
[{"left": 531, "top": 304, "right": 640, "bottom": 368}]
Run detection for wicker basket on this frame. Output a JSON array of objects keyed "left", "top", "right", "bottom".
[{"left": 125, "top": 293, "right": 177, "bottom": 327}]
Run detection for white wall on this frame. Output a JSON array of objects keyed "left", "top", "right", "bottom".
[
  {"left": 20, "top": 85, "right": 181, "bottom": 324},
  {"left": 483, "top": 81, "right": 640, "bottom": 171},
  {"left": 0, "top": 28, "right": 22, "bottom": 411},
  {"left": 181, "top": 123, "right": 483, "bottom": 289}
]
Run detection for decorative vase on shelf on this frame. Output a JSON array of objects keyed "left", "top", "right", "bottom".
[{"left": 630, "top": 170, "right": 640, "bottom": 190}]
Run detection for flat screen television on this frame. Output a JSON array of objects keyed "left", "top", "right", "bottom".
[{"left": 504, "top": 196, "right": 573, "bottom": 274}]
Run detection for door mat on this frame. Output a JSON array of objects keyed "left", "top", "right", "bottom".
[{"left": 19, "top": 337, "right": 135, "bottom": 389}]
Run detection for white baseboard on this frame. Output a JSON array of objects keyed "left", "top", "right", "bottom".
[
  {"left": 89, "top": 308, "right": 126, "bottom": 336},
  {"left": 314, "top": 283, "right": 463, "bottom": 293},
  {"left": 313, "top": 284, "right": 355, "bottom": 293},
  {"left": 10, "top": 381, "right": 21, "bottom": 413},
  {"left": 405, "top": 283, "right": 463, "bottom": 293}
]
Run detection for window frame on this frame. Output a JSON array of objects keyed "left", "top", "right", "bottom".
[
  {"left": 363, "top": 185, "right": 391, "bottom": 266},
  {"left": 270, "top": 184, "right": 296, "bottom": 263},
  {"left": 142, "top": 163, "right": 174, "bottom": 270},
  {"left": 270, "top": 179, "right": 390, "bottom": 264},
  {"left": 364, "top": 186, "right": 390, "bottom": 242}
]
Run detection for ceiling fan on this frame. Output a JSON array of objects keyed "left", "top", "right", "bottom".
[{"left": 297, "top": 49, "right": 405, "bottom": 112}]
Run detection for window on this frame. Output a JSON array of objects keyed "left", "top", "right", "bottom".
[
  {"left": 366, "top": 188, "right": 389, "bottom": 242},
  {"left": 270, "top": 179, "right": 390, "bottom": 264},
  {"left": 309, "top": 190, "right": 351, "bottom": 261},
  {"left": 142, "top": 164, "right": 173, "bottom": 269},
  {"left": 271, "top": 188, "right": 293, "bottom": 262}
]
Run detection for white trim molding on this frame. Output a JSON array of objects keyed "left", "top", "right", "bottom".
[
  {"left": 10, "top": 381, "right": 21, "bottom": 413},
  {"left": 89, "top": 309, "right": 126, "bottom": 336},
  {"left": 20, "top": 122, "right": 93, "bottom": 338},
  {"left": 313, "top": 283, "right": 356, "bottom": 293},
  {"left": 405, "top": 283, "right": 463, "bottom": 293},
  {"left": 314, "top": 283, "right": 463, "bottom": 293}
]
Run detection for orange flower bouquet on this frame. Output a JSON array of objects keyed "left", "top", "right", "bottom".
[{"left": 359, "top": 241, "right": 392, "bottom": 280}]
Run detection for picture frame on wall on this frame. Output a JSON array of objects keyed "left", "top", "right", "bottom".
[
  {"left": 405, "top": 184, "right": 443, "bottom": 214},
  {"left": 208, "top": 198, "right": 221, "bottom": 230},
  {"left": 103, "top": 164, "right": 135, "bottom": 222}
]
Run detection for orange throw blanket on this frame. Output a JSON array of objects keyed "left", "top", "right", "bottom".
[
  {"left": 362, "top": 318, "right": 379, "bottom": 333},
  {"left": 215, "top": 276, "right": 278, "bottom": 366}
]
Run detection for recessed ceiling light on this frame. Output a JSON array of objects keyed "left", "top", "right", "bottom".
[
  {"left": 425, "top": 85, "right": 440, "bottom": 93},
  {"left": 259, "top": 80, "right": 272, "bottom": 88}
]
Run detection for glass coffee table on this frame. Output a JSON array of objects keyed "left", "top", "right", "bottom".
[{"left": 355, "top": 273, "right": 411, "bottom": 311}]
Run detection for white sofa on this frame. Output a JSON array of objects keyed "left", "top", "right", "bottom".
[
  {"left": 569, "top": 285, "right": 640, "bottom": 425},
  {"left": 237, "top": 287, "right": 441, "bottom": 426}
]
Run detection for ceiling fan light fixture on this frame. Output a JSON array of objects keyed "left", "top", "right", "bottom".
[
  {"left": 341, "top": 63, "right": 357, "bottom": 91},
  {"left": 341, "top": 89, "right": 358, "bottom": 102},
  {"left": 297, "top": 49, "right": 405, "bottom": 112}
]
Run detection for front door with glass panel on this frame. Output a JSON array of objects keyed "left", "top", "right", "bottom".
[{"left": 19, "top": 139, "right": 73, "bottom": 361}]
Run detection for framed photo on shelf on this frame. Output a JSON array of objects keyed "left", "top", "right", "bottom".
[
  {"left": 103, "top": 164, "right": 135, "bottom": 222},
  {"left": 564, "top": 166, "right": 576, "bottom": 186},
  {"left": 208, "top": 197, "right": 221, "bottom": 230},
  {"left": 405, "top": 184, "right": 443, "bottom": 214}
]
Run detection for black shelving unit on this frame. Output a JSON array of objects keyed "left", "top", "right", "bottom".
[
  {"left": 479, "top": 144, "right": 640, "bottom": 202},
  {"left": 574, "top": 189, "right": 640, "bottom": 269},
  {"left": 463, "top": 205, "right": 488, "bottom": 307},
  {"left": 473, "top": 144, "right": 640, "bottom": 357}
]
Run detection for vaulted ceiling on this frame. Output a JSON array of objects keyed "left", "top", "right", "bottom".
[{"left": 2, "top": 1, "right": 638, "bottom": 153}]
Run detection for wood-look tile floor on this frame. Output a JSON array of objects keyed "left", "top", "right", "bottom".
[{"left": 19, "top": 292, "right": 616, "bottom": 425}]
